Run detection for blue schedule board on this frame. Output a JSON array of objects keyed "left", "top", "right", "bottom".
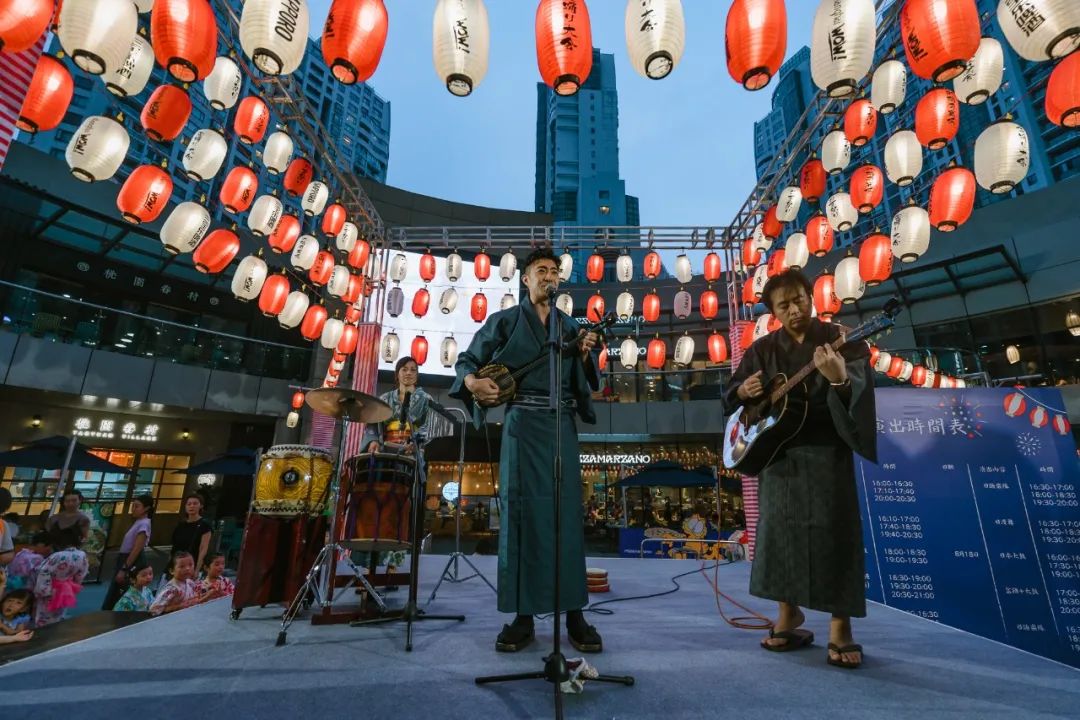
[{"left": 857, "top": 387, "right": 1080, "bottom": 667}]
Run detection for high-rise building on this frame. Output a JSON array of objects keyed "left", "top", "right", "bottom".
[{"left": 752, "top": 46, "right": 815, "bottom": 186}]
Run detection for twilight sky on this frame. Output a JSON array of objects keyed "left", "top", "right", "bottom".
[{"left": 307, "top": 1, "right": 820, "bottom": 228}]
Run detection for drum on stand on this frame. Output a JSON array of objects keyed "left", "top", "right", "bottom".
[
  {"left": 253, "top": 445, "right": 334, "bottom": 517},
  {"left": 340, "top": 451, "right": 416, "bottom": 554}
]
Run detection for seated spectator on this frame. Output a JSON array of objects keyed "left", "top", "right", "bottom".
[
  {"left": 112, "top": 558, "right": 156, "bottom": 613},
  {"left": 5, "top": 532, "right": 52, "bottom": 591},
  {"left": 198, "top": 553, "right": 235, "bottom": 597},
  {"left": 150, "top": 552, "right": 222, "bottom": 616},
  {"left": 102, "top": 494, "right": 153, "bottom": 611},
  {"left": 0, "top": 488, "right": 15, "bottom": 564},
  {"left": 3, "top": 512, "right": 21, "bottom": 542},
  {"left": 1, "top": 589, "right": 34, "bottom": 636},
  {"left": 46, "top": 490, "right": 91, "bottom": 544},
  {"left": 33, "top": 527, "right": 89, "bottom": 628}
]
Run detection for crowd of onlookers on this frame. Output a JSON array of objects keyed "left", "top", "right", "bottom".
[{"left": 0, "top": 485, "right": 234, "bottom": 647}]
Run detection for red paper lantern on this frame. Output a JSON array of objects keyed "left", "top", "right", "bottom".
[
  {"left": 806, "top": 215, "right": 834, "bottom": 257},
  {"left": 886, "top": 356, "right": 905, "bottom": 378},
  {"left": 869, "top": 345, "right": 879, "bottom": 365},
  {"left": 0, "top": 0, "right": 52, "bottom": 53},
  {"left": 300, "top": 305, "right": 328, "bottom": 341},
  {"left": 141, "top": 85, "right": 191, "bottom": 142},
  {"left": 725, "top": 0, "right": 787, "bottom": 91},
  {"left": 849, "top": 164, "right": 884, "bottom": 214},
  {"left": 234, "top": 96, "right": 270, "bottom": 145},
  {"left": 915, "top": 87, "right": 960, "bottom": 150},
  {"left": 291, "top": 391, "right": 305, "bottom": 410},
  {"left": 474, "top": 251, "right": 491, "bottom": 281},
  {"left": 929, "top": 165, "right": 976, "bottom": 232},
  {"left": 219, "top": 166, "right": 259, "bottom": 214},
  {"left": 900, "top": 0, "right": 980, "bottom": 83},
  {"left": 703, "top": 252, "right": 722, "bottom": 282},
  {"left": 643, "top": 250, "right": 662, "bottom": 279},
  {"left": 151, "top": 0, "right": 217, "bottom": 82},
  {"left": 116, "top": 164, "right": 173, "bottom": 224},
  {"left": 708, "top": 331, "right": 729, "bottom": 364},
  {"left": 419, "top": 251, "right": 436, "bottom": 283},
  {"left": 647, "top": 337, "right": 666, "bottom": 369},
  {"left": 643, "top": 291, "right": 661, "bottom": 322},
  {"left": 411, "top": 334, "right": 429, "bottom": 365},
  {"left": 799, "top": 158, "right": 827, "bottom": 203},
  {"left": 338, "top": 323, "right": 359, "bottom": 354},
  {"left": 587, "top": 293, "right": 605, "bottom": 322},
  {"left": 536, "top": 0, "right": 592, "bottom": 96},
  {"left": 844, "top": 98, "right": 877, "bottom": 147},
  {"left": 16, "top": 56, "right": 73, "bottom": 134},
  {"left": 742, "top": 278, "right": 756, "bottom": 306},
  {"left": 347, "top": 239, "right": 370, "bottom": 270},
  {"left": 911, "top": 365, "right": 927, "bottom": 386},
  {"left": 283, "top": 157, "right": 313, "bottom": 197},
  {"left": 736, "top": 320, "right": 755, "bottom": 351},
  {"left": 258, "top": 274, "right": 290, "bottom": 317},
  {"left": 742, "top": 239, "right": 762, "bottom": 268},
  {"left": 1046, "top": 50, "right": 1080, "bottom": 127},
  {"left": 321, "top": 0, "right": 389, "bottom": 85},
  {"left": 344, "top": 305, "right": 361, "bottom": 324},
  {"left": 309, "top": 251, "right": 335, "bottom": 286},
  {"left": 412, "top": 287, "right": 431, "bottom": 318},
  {"left": 813, "top": 272, "right": 841, "bottom": 320},
  {"left": 859, "top": 232, "right": 893, "bottom": 286},
  {"left": 762, "top": 205, "right": 783, "bottom": 240},
  {"left": 321, "top": 204, "right": 347, "bottom": 237},
  {"left": 193, "top": 229, "right": 239, "bottom": 274},
  {"left": 342, "top": 274, "right": 363, "bottom": 305},
  {"left": 767, "top": 249, "right": 787, "bottom": 277},
  {"left": 700, "top": 289, "right": 719, "bottom": 320},
  {"left": 269, "top": 214, "right": 301, "bottom": 254},
  {"left": 470, "top": 293, "right": 488, "bottom": 323},
  {"left": 586, "top": 252, "right": 604, "bottom": 283}
]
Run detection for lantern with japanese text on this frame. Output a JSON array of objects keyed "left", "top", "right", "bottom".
[
  {"left": 258, "top": 273, "right": 290, "bottom": 316},
  {"left": 440, "top": 335, "right": 458, "bottom": 367},
  {"left": 813, "top": 271, "right": 841, "bottom": 320},
  {"left": 871, "top": 59, "right": 906, "bottom": 113},
  {"left": 708, "top": 332, "right": 728, "bottom": 364},
  {"left": 766, "top": 249, "right": 787, "bottom": 278},
  {"left": 0, "top": 0, "right": 52, "bottom": 52},
  {"left": 616, "top": 253, "right": 633, "bottom": 282},
  {"left": 386, "top": 286, "right": 404, "bottom": 317},
  {"left": 752, "top": 224, "right": 772, "bottom": 254},
  {"left": 335, "top": 222, "right": 357, "bottom": 253},
  {"left": 152, "top": 0, "right": 217, "bottom": 82},
  {"left": 141, "top": 84, "right": 191, "bottom": 142},
  {"left": 412, "top": 287, "right": 431, "bottom": 318},
  {"left": 106, "top": 35, "right": 155, "bottom": 97},
  {"left": 643, "top": 250, "right": 662, "bottom": 279},
  {"left": 673, "top": 289, "right": 691, "bottom": 320},
  {"left": 859, "top": 231, "right": 892, "bottom": 286},
  {"left": 278, "top": 291, "right": 309, "bottom": 329},
  {"left": 58, "top": 0, "right": 138, "bottom": 76},
  {"left": 66, "top": 116, "right": 130, "bottom": 182},
  {"left": 643, "top": 290, "right": 660, "bottom": 322},
  {"left": 647, "top": 337, "right": 666, "bottom": 369},
  {"left": 327, "top": 266, "right": 350, "bottom": 298},
  {"left": 674, "top": 334, "right": 695, "bottom": 367},
  {"left": 915, "top": 88, "right": 959, "bottom": 150},
  {"left": 700, "top": 289, "right": 719, "bottom": 320},
  {"left": 806, "top": 214, "right": 834, "bottom": 257},
  {"left": 800, "top": 157, "right": 827, "bottom": 203},
  {"left": 929, "top": 165, "right": 976, "bottom": 231},
  {"left": 844, "top": 98, "right": 877, "bottom": 147},
  {"left": 974, "top": 119, "right": 1029, "bottom": 194},
  {"left": 762, "top": 206, "right": 784, "bottom": 241},
  {"left": 891, "top": 203, "right": 931, "bottom": 263},
  {"left": 724, "top": 0, "right": 785, "bottom": 90},
  {"left": 785, "top": 232, "right": 809, "bottom": 271},
  {"left": 291, "top": 234, "right": 319, "bottom": 270},
  {"left": 627, "top": 0, "right": 685, "bottom": 80},
  {"left": 751, "top": 264, "right": 769, "bottom": 301},
  {"left": 322, "top": 0, "right": 388, "bottom": 84},
  {"left": 301, "top": 304, "right": 328, "bottom": 342},
  {"left": 587, "top": 292, "right": 605, "bottom": 322},
  {"left": 182, "top": 128, "right": 227, "bottom": 181},
  {"left": 954, "top": 37, "right": 1003, "bottom": 105},
  {"left": 284, "top": 158, "right": 313, "bottom": 196},
  {"left": 900, "top": 0, "right": 979, "bottom": 82},
  {"left": 834, "top": 254, "right": 865, "bottom": 304},
  {"left": 499, "top": 251, "right": 517, "bottom": 281},
  {"left": 446, "top": 252, "right": 463, "bottom": 282},
  {"left": 821, "top": 129, "right": 851, "bottom": 176},
  {"left": 810, "top": 0, "right": 876, "bottom": 97},
  {"left": 536, "top": 0, "right": 592, "bottom": 95},
  {"left": 234, "top": 96, "right": 269, "bottom": 145},
  {"left": 433, "top": 0, "right": 490, "bottom": 95},
  {"left": 240, "top": 0, "right": 309, "bottom": 75},
  {"left": 616, "top": 291, "right": 634, "bottom": 321},
  {"left": 117, "top": 164, "right": 173, "bottom": 224},
  {"left": 825, "top": 192, "right": 858, "bottom": 232},
  {"left": 776, "top": 185, "right": 802, "bottom": 222},
  {"left": 850, "top": 163, "right": 884, "bottom": 214},
  {"left": 193, "top": 228, "right": 239, "bottom": 273},
  {"left": 160, "top": 201, "right": 209, "bottom": 254},
  {"left": 18, "top": 56, "right": 74, "bottom": 134},
  {"left": 308, "top": 250, "right": 335, "bottom": 287},
  {"left": 247, "top": 194, "right": 283, "bottom": 237},
  {"left": 342, "top": 275, "right": 363, "bottom": 305},
  {"left": 1046, "top": 49, "right": 1080, "bottom": 127},
  {"left": 203, "top": 56, "right": 241, "bottom": 110},
  {"left": 754, "top": 314, "right": 779, "bottom": 340},
  {"left": 471, "top": 292, "right": 488, "bottom": 323},
  {"left": 474, "top": 250, "right": 491, "bottom": 281},
  {"left": 301, "top": 181, "right": 329, "bottom": 217},
  {"left": 884, "top": 130, "right": 922, "bottom": 186},
  {"left": 996, "top": 0, "right": 1080, "bottom": 61},
  {"left": 231, "top": 253, "right": 268, "bottom": 301}
]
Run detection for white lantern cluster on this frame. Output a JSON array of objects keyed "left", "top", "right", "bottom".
[
  {"left": 263, "top": 131, "right": 294, "bottom": 174},
  {"left": 291, "top": 235, "right": 319, "bottom": 270},
  {"left": 439, "top": 287, "right": 459, "bottom": 314},
  {"left": 810, "top": 0, "right": 876, "bottom": 97},
  {"left": 625, "top": 0, "right": 686, "bottom": 80},
  {"left": 825, "top": 192, "right": 858, "bottom": 232},
  {"left": 785, "top": 232, "right": 810, "bottom": 271},
  {"left": 58, "top": 0, "right": 138, "bottom": 76},
  {"left": 204, "top": 57, "right": 242, "bottom": 110},
  {"left": 278, "top": 291, "right": 309, "bottom": 328},
  {"left": 231, "top": 254, "right": 268, "bottom": 301},
  {"left": 776, "top": 186, "right": 803, "bottom": 222},
  {"left": 182, "top": 129, "right": 228, "bottom": 181},
  {"left": 954, "top": 38, "right": 1003, "bottom": 105},
  {"left": 446, "top": 252, "right": 463, "bottom": 282},
  {"left": 335, "top": 222, "right": 358, "bottom": 252},
  {"left": 674, "top": 254, "right": 693, "bottom": 283},
  {"left": 996, "top": 0, "right": 1080, "bottom": 61},
  {"left": 616, "top": 254, "right": 633, "bottom": 282},
  {"left": 433, "top": 0, "right": 491, "bottom": 96},
  {"left": 160, "top": 201, "right": 210, "bottom": 254},
  {"left": 834, "top": 255, "right": 865, "bottom": 304},
  {"left": 240, "top": 0, "right": 310, "bottom": 76},
  {"left": 499, "top": 252, "right": 517, "bottom": 281},
  {"left": 884, "top": 130, "right": 922, "bottom": 186},
  {"left": 616, "top": 291, "right": 635, "bottom": 321},
  {"left": 891, "top": 204, "right": 931, "bottom": 263},
  {"left": 974, "top": 120, "right": 1030, "bottom": 194},
  {"left": 674, "top": 334, "right": 695, "bottom": 367},
  {"left": 66, "top": 116, "right": 130, "bottom": 182},
  {"left": 248, "top": 194, "right": 283, "bottom": 236},
  {"left": 619, "top": 338, "right": 639, "bottom": 369},
  {"left": 440, "top": 336, "right": 459, "bottom": 367},
  {"left": 871, "top": 59, "right": 906, "bottom": 113},
  {"left": 821, "top": 129, "right": 851, "bottom": 175},
  {"left": 105, "top": 35, "right": 154, "bottom": 97},
  {"left": 301, "top": 181, "right": 329, "bottom": 217}
]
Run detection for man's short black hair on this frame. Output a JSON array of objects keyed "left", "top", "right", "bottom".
[
  {"left": 760, "top": 269, "right": 814, "bottom": 313},
  {"left": 522, "top": 247, "right": 558, "bottom": 273}
]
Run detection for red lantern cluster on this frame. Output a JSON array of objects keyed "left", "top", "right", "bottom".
[
  {"left": 322, "top": 0, "right": 389, "bottom": 85},
  {"left": 141, "top": 85, "right": 192, "bottom": 142},
  {"left": 536, "top": 0, "right": 593, "bottom": 96},
  {"left": 929, "top": 165, "right": 976, "bottom": 232},
  {"left": 117, "top": 165, "right": 173, "bottom": 224},
  {"left": 859, "top": 232, "right": 893, "bottom": 286},
  {"left": 193, "top": 229, "right": 239, "bottom": 274},
  {"left": 799, "top": 158, "right": 827, "bottom": 203},
  {"left": 900, "top": 0, "right": 980, "bottom": 83},
  {"left": 915, "top": 88, "right": 960, "bottom": 150},
  {"left": 17, "top": 56, "right": 73, "bottom": 134},
  {"left": 849, "top": 164, "right": 884, "bottom": 214},
  {"left": 844, "top": 98, "right": 877, "bottom": 147},
  {"left": 152, "top": 0, "right": 218, "bottom": 82},
  {"left": 234, "top": 96, "right": 270, "bottom": 145},
  {"left": 269, "top": 214, "right": 301, "bottom": 254},
  {"left": 725, "top": 0, "right": 787, "bottom": 91}
]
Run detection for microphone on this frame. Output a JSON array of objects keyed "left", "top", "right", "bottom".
[
  {"left": 544, "top": 283, "right": 558, "bottom": 299},
  {"left": 427, "top": 399, "right": 461, "bottom": 426}
]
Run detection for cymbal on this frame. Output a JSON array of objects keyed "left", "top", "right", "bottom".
[{"left": 305, "top": 388, "right": 392, "bottom": 423}]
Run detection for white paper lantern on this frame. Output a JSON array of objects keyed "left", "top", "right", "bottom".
[
  {"left": 625, "top": 0, "right": 685, "bottom": 79},
  {"left": 240, "top": 0, "right": 310, "bottom": 75},
  {"left": 248, "top": 194, "right": 283, "bottom": 236},
  {"left": 390, "top": 253, "right": 408, "bottom": 282},
  {"left": 555, "top": 293, "right": 574, "bottom": 316},
  {"left": 673, "top": 253, "right": 693, "bottom": 283},
  {"left": 105, "top": 34, "right": 153, "bottom": 97},
  {"left": 616, "top": 291, "right": 635, "bottom": 321},
  {"left": 974, "top": 120, "right": 1030, "bottom": 194},
  {"left": 499, "top": 252, "right": 517, "bottom": 281},
  {"left": 263, "top": 131, "right": 294, "bottom": 174},
  {"left": 446, "top": 252, "right": 463, "bottom": 282},
  {"left": 619, "top": 338, "right": 639, "bottom": 369},
  {"left": 231, "top": 254, "right": 268, "bottom": 301},
  {"left": 204, "top": 56, "right": 242, "bottom": 110},
  {"left": 873, "top": 350, "right": 893, "bottom": 374},
  {"left": 433, "top": 0, "right": 490, "bottom": 96},
  {"left": 810, "top": 0, "right": 876, "bottom": 98},
  {"left": 327, "top": 266, "right": 350, "bottom": 297},
  {"left": 500, "top": 292, "right": 516, "bottom": 310},
  {"left": 871, "top": 59, "right": 906, "bottom": 113},
  {"left": 752, "top": 264, "right": 770, "bottom": 301},
  {"left": 160, "top": 201, "right": 210, "bottom": 255},
  {"left": 58, "top": 0, "right": 138, "bottom": 76},
  {"left": 182, "top": 129, "right": 227, "bottom": 181},
  {"left": 286, "top": 411, "right": 299, "bottom": 428},
  {"left": 335, "top": 222, "right": 358, "bottom": 253},
  {"left": 897, "top": 360, "right": 914, "bottom": 382},
  {"left": 320, "top": 317, "right": 344, "bottom": 350},
  {"left": 996, "top": 0, "right": 1080, "bottom": 61},
  {"left": 386, "top": 286, "right": 404, "bottom": 317},
  {"left": 673, "top": 289, "right": 692, "bottom": 319},
  {"left": 674, "top": 334, "right": 695, "bottom": 367},
  {"left": 783, "top": 232, "right": 809, "bottom": 271},
  {"left": 301, "top": 181, "right": 329, "bottom": 217},
  {"left": 753, "top": 314, "right": 774, "bottom": 340},
  {"left": 825, "top": 192, "right": 858, "bottom": 232},
  {"left": 65, "top": 116, "right": 128, "bottom": 185},
  {"left": 381, "top": 332, "right": 401, "bottom": 363},
  {"left": 891, "top": 205, "right": 931, "bottom": 263},
  {"left": 884, "top": 130, "right": 922, "bottom": 186},
  {"left": 616, "top": 254, "right": 633, "bottom": 282},
  {"left": 752, "top": 223, "right": 773, "bottom": 253},
  {"left": 918, "top": 369, "right": 938, "bottom": 388},
  {"left": 558, "top": 252, "right": 574, "bottom": 281},
  {"left": 954, "top": 38, "right": 1004, "bottom": 105},
  {"left": 821, "top": 129, "right": 852, "bottom": 175},
  {"left": 834, "top": 255, "right": 865, "bottom": 304},
  {"left": 279, "top": 291, "right": 309, "bottom": 328},
  {"left": 291, "top": 234, "right": 319, "bottom": 270},
  {"left": 440, "top": 336, "right": 459, "bottom": 367},
  {"left": 776, "top": 186, "right": 803, "bottom": 222},
  {"left": 439, "top": 287, "right": 459, "bottom": 314}
]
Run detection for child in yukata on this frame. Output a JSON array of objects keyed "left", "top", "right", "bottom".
[
  {"left": 33, "top": 527, "right": 89, "bottom": 628},
  {"left": 151, "top": 552, "right": 224, "bottom": 615},
  {"left": 112, "top": 558, "right": 156, "bottom": 612},
  {"left": 1, "top": 589, "right": 34, "bottom": 636},
  {"left": 5, "top": 532, "right": 51, "bottom": 591},
  {"left": 198, "top": 553, "right": 235, "bottom": 598}
]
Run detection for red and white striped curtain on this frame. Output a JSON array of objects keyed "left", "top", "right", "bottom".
[{"left": 0, "top": 37, "right": 46, "bottom": 173}]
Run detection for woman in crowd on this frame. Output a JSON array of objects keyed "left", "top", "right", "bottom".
[
  {"left": 150, "top": 551, "right": 223, "bottom": 615},
  {"left": 102, "top": 494, "right": 153, "bottom": 611},
  {"left": 112, "top": 557, "right": 156, "bottom": 613},
  {"left": 33, "top": 527, "right": 88, "bottom": 627},
  {"left": 45, "top": 490, "right": 91, "bottom": 544},
  {"left": 170, "top": 493, "right": 212, "bottom": 572},
  {"left": 5, "top": 531, "right": 51, "bottom": 591},
  {"left": 198, "top": 553, "right": 235, "bottom": 597}
]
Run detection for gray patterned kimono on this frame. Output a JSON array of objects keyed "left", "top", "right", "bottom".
[{"left": 724, "top": 318, "right": 877, "bottom": 617}]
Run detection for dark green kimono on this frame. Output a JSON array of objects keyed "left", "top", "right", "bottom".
[
  {"left": 724, "top": 318, "right": 877, "bottom": 618},
  {"left": 450, "top": 296, "right": 600, "bottom": 615}
]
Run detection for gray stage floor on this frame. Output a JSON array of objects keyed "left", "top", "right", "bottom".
[{"left": 1, "top": 556, "right": 1077, "bottom": 720}]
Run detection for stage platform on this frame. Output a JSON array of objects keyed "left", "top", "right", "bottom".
[{"left": 1, "top": 556, "right": 1077, "bottom": 719}]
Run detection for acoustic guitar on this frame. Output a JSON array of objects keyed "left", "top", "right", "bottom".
[
  {"left": 475, "top": 312, "right": 618, "bottom": 408},
  {"left": 722, "top": 300, "right": 901, "bottom": 476}
]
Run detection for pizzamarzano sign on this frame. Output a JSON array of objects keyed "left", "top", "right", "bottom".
[{"left": 580, "top": 453, "right": 652, "bottom": 465}]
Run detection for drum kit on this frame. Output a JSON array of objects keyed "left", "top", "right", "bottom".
[{"left": 273, "top": 387, "right": 464, "bottom": 650}]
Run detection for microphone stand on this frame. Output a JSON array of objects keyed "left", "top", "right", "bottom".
[{"left": 474, "top": 288, "right": 633, "bottom": 719}]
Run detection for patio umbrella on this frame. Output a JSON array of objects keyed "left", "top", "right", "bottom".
[
  {"left": 615, "top": 460, "right": 717, "bottom": 488},
  {"left": 175, "top": 447, "right": 259, "bottom": 477},
  {"left": 0, "top": 435, "right": 131, "bottom": 516}
]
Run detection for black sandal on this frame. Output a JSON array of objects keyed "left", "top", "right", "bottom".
[
  {"left": 495, "top": 623, "right": 535, "bottom": 652},
  {"left": 760, "top": 628, "right": 814, "bottom": 652},
  {"left": 827, "top": 642, "right": 864, "bottom": 669}
]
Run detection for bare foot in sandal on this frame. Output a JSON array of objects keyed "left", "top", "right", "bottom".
[
  {"left": 762, "top": 602, "right": 812, "bottom": 651},
  {"left": 827, "top": 616, "right": 863, "bottom": 668}
]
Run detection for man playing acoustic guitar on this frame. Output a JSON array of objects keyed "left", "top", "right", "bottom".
[{"left": 724, "top": 269, "right": 878, "bottom": 669}]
